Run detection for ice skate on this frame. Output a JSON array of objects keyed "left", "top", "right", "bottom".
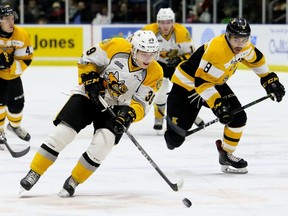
[
  {"left": 153, "top": 117, "right": 164, "bottom": 130},
  {"left": 58, "top": 175, "right": 79, "bottom": 198},
  {"left": 20, "top": 169, "right": 41, "bottom": 192},
  {"left": 153, "top": 103, "right": 165, "bottom": 131},
  {"left": 7, "top": 123, "right": 31, "bottom": 141},
  {"left": 215, "top": 140, "right": 248, "bottom": 174}
]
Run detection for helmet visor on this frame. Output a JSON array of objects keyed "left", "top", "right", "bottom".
[
  {"left": 228, "top": 35, "right": 250, "bottom": 47},
  {"left": 136, "top": 50, "right": 159, "bottom": 62}
]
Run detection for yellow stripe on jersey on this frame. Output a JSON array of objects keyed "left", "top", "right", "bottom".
[
  {"left": 198, "top": 85, "right": 220, "bottom": 108},
  {"left": 242, "top": 62, "right": 270, "bottom": 78},
  {"left": 171, "top": 62, "right": 195, "bottom": 91}
]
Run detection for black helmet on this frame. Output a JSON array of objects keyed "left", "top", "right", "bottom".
[
  {"left": 0, "top": 4, "right": 18, "bottom": 19},
  {"left": 226, "top": 18, "right": 251, "bottom": 37}
]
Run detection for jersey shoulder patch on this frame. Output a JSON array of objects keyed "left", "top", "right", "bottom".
[{"left": 174, "top": 23, "right": 191, "bottom": 43}]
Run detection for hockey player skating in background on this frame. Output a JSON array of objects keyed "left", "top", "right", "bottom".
[
  {"left": 164, "top": 18, "right": 285, "bottom": 173},
  {"left": 142, "top": 8, "right": 204, "bottom": 131},
  {"left": 0, "top": 4, "right": 33, "bottom": 150},
  {"left": 20, "top": 30, "right": 163, "bottom": 197}
]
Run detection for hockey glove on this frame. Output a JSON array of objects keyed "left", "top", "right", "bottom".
[
  {"left": 0, "top": 51, "right": 14, "bottom": 69},
  {"left": 261, "top": 72, "right": 285, "bottom": 102},
  {"left": 81, "top": 72, "right": 105, "bottom": 105},
  {"left": 166, "top": 57, "right": 181, "bottom": 68},
  {"left": 111, "top": 106, "right": 136, "bottom": 135},
  {"left": 213, "top": 98, "right": 233, "bottom": 125}
]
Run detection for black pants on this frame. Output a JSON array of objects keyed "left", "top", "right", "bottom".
[
  {"left": 165, "top": 83, "right": 247, "bottom": 149},
  {"left": 54, "top": 94, "right": 124, "bottom": 144},
  {"left": 0, "top": 77, "right": 24, "bottom": 113}
]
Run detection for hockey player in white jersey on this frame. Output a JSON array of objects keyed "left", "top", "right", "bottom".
[
  {"left": 20, "top": 30, "right": 163, "bottom": 197},
  {"left": 142, "top": 8, "right": 204, "bottom": 131}
]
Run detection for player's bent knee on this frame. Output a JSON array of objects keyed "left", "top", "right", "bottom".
[
  {"left": 229, "top": 111, "right": 247, "bottom": 127},
  {"left": 164, "top": 130, "right": 185, "bottom": 149},
  {"left": 86, "top": 129, "right": 115, "bottom": 164},
  {"left": 7, "top": 105, "right": 24, "bottom": 114},
  {"left": 44, "top": 122, "right": 77, "bottom": 152}
]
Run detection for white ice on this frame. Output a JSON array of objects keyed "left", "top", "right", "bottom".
[{"left": 0, "top": 66, "right": 287, "bottom": 216}]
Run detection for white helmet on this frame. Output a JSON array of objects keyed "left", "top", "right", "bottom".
[
  {"left": 157, "top": 8, "right": 175, "bottom": 22},
  {"left": 127, "top": 30, "right": 159, "bottom": 63}
]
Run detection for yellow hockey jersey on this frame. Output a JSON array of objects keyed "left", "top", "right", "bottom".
[
  {"left": 75, "top": 37, "right": 163, "bottom": 122},
  {"left": 0, "top": 25, "right": 33, "bottom": 80},
  {"left": 172, "top": 34, "right": 270, "bottom": 108},
  {"left": 142, "top": 23, "right": 194, "bottom": 64}
]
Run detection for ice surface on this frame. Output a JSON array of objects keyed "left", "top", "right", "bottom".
[{"left": 0, "top": 66, "right": 287, "bottom": 216}]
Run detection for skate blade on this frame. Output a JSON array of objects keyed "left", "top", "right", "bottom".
[
  {"left": 221, "top": 165, "right": 248, "bottom": 174},
  {"left": 155, "top": 129, "right": 164, "bottom": 136},
  {"left": 57, "top": 188, "right": 72, "bottom": 198},
  {"left": 18, "top": 186, "right": 27, "bottom": 197}
]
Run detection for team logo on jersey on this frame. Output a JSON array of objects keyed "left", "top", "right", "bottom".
[
  {"left": 160, "top": 49, "right": 178, "bottom": 58},
  {"left": 156, "top": 79, "right": 162, "bottom": 90},
  {"left": 172, "top": 117, "right": 178, "bottom": 125},
  {"left": 104, "top": 71, "right": 128, "bottom": 98}
]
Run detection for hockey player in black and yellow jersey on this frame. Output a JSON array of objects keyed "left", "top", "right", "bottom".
[
  {"left": 142, "top": 8, "right": 204, "bottom": 132},
  {"left": 164, "top": 18, "right": 285, "bottom": 174},
  {"left": 0, "top": 4, "right": 33, "bottom": 150},
  {"left": 20, "top": 30, "right": 163, "bottom": 197}
]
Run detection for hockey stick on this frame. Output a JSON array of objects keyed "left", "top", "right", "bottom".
[
  {"left": 3, "top": 140, "right": 30, "bottom": 158},
  {"left": 155, "top": 104, "right": 205, "bottom": 127},
  {"left": 98, "top": 96, "right": 183, "bottom": 192},
  {"left": 168, "top": 94, "right": 272, "bottom": 137}
]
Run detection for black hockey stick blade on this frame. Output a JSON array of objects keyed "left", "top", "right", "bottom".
[
  {"left": 168, "top": 94, "right": 271, "bottom": 137},
  {"left": 4, "top": 141, "right": 30, "bottom": 158}
]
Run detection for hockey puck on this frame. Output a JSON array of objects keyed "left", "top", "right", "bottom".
[{"left": 182, "top": 198, "right": 192, "bottom": 208}]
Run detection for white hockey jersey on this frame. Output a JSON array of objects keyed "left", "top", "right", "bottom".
[
  {"left": 74, "top": 37, "right": 163, "bottom": 122},
  {"left": 142, "top": 23, "right": 195, "bottom": 64}
]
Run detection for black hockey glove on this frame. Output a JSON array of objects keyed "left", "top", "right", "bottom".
[
  {"left": 81, "top": 72, "right": 105, "bottom": 105},
  {"left": 261, "top": 72, "right": 285, "bottom": 102},
  {"left": 111, "top": 106, "right": 136, "bottom": 135},
  {"left": 0, "top": 52, "right": 14, "bottom": 69},
  {"left": 166, "top": 57, "right": 181, "bottom": 68},
  {"left": 213, "top": 98, "right": 233, "bottom": 125}
]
